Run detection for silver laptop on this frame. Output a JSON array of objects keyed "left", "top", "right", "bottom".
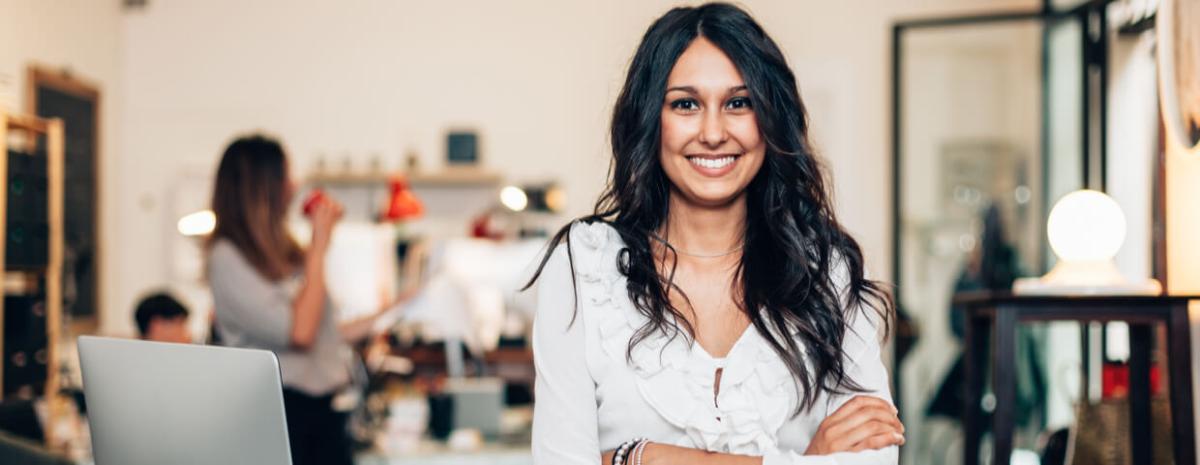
[{"left": 78, "top": 336, "right": 292, "bottom": 465}]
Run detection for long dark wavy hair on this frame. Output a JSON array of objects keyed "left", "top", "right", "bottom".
[{"left": 525, "top": 2, "right": 893, "bottom": 413}]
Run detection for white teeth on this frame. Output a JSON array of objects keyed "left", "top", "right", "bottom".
[{"left": 689, "top": 156, "right": 736, "bottom": 170}]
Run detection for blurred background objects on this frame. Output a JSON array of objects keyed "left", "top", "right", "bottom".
[{"left": 1, "top": 1, "right": 1198, "bottom": 464}]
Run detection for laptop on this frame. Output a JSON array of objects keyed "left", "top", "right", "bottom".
[{"left": 78, "top": 336, "right": 292, "bottom": 465}]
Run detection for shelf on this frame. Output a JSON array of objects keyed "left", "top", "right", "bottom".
[
  {"left": 1, "top": 107, "right": 65, "bottom": 419},
  {"left": 3, "top": 271, "right": 40, "bottom": 295},
  {"left": 3, "top": 113, "right": 51, "bottom": 133},
  {"left": 307, "top": 167, "right": 503, "bottom": 188}
]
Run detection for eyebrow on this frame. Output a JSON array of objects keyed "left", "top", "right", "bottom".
[{"left": 665, "top": 85, "right": 748, "bottom": 94}]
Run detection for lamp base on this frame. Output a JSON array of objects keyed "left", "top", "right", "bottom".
[{"left": 1012, "top": 260, "right": 1162, "bottom": 296}]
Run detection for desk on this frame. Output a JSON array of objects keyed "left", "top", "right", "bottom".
[{"left": 955, "top": 293, "right": 1197, "bottom": 465}]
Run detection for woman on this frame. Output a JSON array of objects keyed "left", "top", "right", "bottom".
[
  {"left": 528, "top": 4, "right": 903, "bottom": 465},
  {"left": 206, "top": 135, "right": 391, "bottom": 465}
]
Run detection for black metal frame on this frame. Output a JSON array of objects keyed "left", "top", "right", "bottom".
[
  {"left": 889, "top": 0, "right": 1115, "bottom": 460},
  {"left": 890, "top": 0, "right": 1114, "bottom": 306}
]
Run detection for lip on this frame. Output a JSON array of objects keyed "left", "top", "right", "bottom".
[{"left": 685, "top": 153, "right": 741, "bottom": 177}]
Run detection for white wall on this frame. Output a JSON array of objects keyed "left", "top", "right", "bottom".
[
  {"left": 0, "top": 0, "right": 123, "bottom": 332},
  {"left": 109, "top": 0, "right": 1036, "bottom": 335}
]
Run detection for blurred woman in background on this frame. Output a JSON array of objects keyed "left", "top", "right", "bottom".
[{"left": 205, "top": 134, "right": 388, "bottom": 465}]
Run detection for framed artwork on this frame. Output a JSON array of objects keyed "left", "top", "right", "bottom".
[
  {"left": 447, "top": 130, "right": 479, "bottom": 165},
  {"left": 26, "top": 66, "right": 102, "bottom": 333}
]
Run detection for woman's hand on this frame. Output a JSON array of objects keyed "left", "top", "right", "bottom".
[
  {"left": 805, "top": 395, "right": 905, "bottom": 455},
  {"left": 291, "top": 196, "right": 343, "bottom": 350},
  {"left": 308, "top": 197, "right": 344, "bottom": 253},
  {"left": 596, "top": 398, "right": 902, "bottom": 465}
]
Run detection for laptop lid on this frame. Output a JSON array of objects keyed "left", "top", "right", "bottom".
[{"left": 78, "top": 336, "right": 292, "bottom": 465}]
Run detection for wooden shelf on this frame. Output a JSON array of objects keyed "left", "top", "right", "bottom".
[
  {"left": 307, "top": 167, "right": 503, "bottom": 188},
  {"left": 3, "top": 271, "right": 40, "bottom": 295},
  {"left": 4, "top": 113, "right": 50, "bottom": 133},
  {"left": 0, "top": 107, "right": 65, "bottom": 440}
]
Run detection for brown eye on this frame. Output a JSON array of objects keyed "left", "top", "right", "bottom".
[
  {"left": 725, "top": 97, "right": 753, "bottom": 110},
  {"left": 670, "top": 98, "right": 700, "bottom": 111}
]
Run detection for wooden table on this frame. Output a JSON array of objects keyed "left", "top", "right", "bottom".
[{"left": 954, "top": 293, "right": 1197, "bottom": 465}]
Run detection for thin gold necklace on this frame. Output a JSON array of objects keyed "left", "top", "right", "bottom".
[{"left": 650, "top": 232, "right": 744, "bottom": 259}]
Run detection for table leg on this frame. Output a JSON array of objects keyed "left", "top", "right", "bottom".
[
  {"left": 1081, "top": 324, "right": 1091, "bottom": 400},
  {"left": 1168, "top": 304, "right": 1197, "bottom": 465},
  {"left": 963, "top": 309, "right": 988, "bottom": 465},
  {"left": 992, "top": 306, "right": 1016, "bottom": 465},
  {"left": 1128, "top": 323, "right": 1153, "bottom": 465}
]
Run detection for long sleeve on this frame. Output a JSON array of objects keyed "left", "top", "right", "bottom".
[
  {"left": 208, "top": 241, "right": 295, "bottom": 351},
  {"left": 763, "top": 258, "right": 898, "bottom": 465},
  {"left": 532, "top": 244, "right": 601, "bottom": 465}
]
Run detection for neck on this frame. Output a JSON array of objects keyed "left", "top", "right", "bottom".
[{"left": 661, "top": 191, "right": 747, "bottom": 257}]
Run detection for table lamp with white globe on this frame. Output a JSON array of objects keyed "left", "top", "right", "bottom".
[{"left": 1012, "top": 189, "right": 1162, "bottom": 295}]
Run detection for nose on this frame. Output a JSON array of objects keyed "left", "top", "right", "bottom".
[{"left": 698, "top": 107, "right": 728, "bottom": 148}]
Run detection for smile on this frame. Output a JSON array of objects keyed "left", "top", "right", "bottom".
[{"left": 685, "top": 154, "right": 741, "bottom": 176}]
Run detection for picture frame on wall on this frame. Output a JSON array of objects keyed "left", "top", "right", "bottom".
[
  {"left": 447, "top": 130, "right": 480, "bottom": 165},
  {"left": 26, "top": 65, "right": 102, "bottom": 334}
]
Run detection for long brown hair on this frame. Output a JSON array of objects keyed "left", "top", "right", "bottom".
[{"left": 207, "top": 134, "right": 304, "bottom": 281}]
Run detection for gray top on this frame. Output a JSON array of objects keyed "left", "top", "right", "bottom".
[{"left": 208, "top": 239, "right": 350, "bottom": 396}]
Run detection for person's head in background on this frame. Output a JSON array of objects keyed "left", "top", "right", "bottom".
[
  {"left": 207, "top": 134, "right": 304, "bottom": 281},
  {"left": 134, "top": 293, "right": 191, "bottom": 343}
]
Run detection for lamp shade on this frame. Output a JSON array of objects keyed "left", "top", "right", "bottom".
[{"left": 382, "top": 177, "right": 423, "bottom": 222}]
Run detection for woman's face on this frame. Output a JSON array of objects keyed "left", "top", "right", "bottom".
[{"left": 660, "top": 37, "right": 765, "bottom": 208}]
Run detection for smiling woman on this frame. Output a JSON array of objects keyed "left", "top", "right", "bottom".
[
  {"left": 660, "top": 38, "right": 765, "bottom": 208},
  {"left": 524, "top": 3, "right": 901, "bottom": 465}
]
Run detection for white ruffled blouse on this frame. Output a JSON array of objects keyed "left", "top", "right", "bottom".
[{"left": 532, "top": 222, "right": 898, "bottom": 465}]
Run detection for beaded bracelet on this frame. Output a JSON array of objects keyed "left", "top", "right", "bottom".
[
  {"left": 612, "top": 437, "right": 647, "bottom": 465},
  {"left": 632, "top": 439, "right": 651, "bottom": 465}
]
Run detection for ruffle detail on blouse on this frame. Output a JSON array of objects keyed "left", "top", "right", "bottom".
[{"left": 569, "top": 221, "right": 798, "bottom": 455}]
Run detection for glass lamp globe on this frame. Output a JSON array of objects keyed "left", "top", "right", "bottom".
[
  {"left": 1014, "top": 189, "right": 1161, "bottom": 295},
  {"left": 1046, "top": 190, "right": 1126, "bottom": 262}
]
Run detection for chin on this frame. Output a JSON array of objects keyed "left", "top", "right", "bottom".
[{"left": 678, "top": 184, "right": 746, "bottom": 207}]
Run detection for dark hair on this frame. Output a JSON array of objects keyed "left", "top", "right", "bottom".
[
  {"left": 206, "top": 134, "right": 303, "bottom": 281},
  {"left": 134, "top": 292, "right": 189, "bottom": 337},
  {"left": 525, "top": 2, "right": 893, "bottom": 413}
]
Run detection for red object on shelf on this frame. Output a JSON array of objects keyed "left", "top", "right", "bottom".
[
  {"left": 470, "top": 212, "right": 503, "bottom": 240},
  {"left": 382, "top": 177, "right": 423, "bottom": 221},
  {"left": 302, "top": 189, "right": 327, "bottom": 216},
  {"left": 1102, "top": 362, "right": 1163, "bottom": 399}
]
